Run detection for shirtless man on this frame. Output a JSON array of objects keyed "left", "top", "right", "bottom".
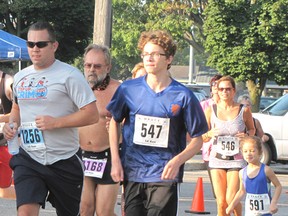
[{"left": 79, "top": 44, "right": 121, "bottom": 216}]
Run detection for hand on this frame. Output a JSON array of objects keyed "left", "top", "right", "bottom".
[
  {"left": 209, "top": 127, "right": 220, "bottom": 137},
  {"left": 105, "top": 115, "right": 112, "bottom": 131},
  {"left": 235, "top": 131, "right": 247, "bottom": 138},
  {"left": 110, "top": 158, "right": 124, "bottom": 183},
  {"left": 269, "top": 202, "right": 278, "bottom": 214},
  {"left": 35, "top": 115, "right": 56, "bottom": 130},
  {"left": 226, "top": 206, "right": 233, "bottom": 215},
  {"left": 3, "top": 122, "right": 18, "bottom": 140},
  {"left": 161, "top": 158, "right": 181, "bottom": 180},
  {"left": 262, "top": 134, "right": 269, "bottom": 142}
]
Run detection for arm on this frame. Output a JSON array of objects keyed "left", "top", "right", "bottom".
[
  {"left": 3, "top": 102, "right": 20, "bottom": 140},
  {"left": 243, "top": 106, "right": 255, "bottom": 136},
  {"left": 265, "top": 166, "right": 282, "bottom": 214},
  {"left": 4, "top": 73, "right": 13, "bottom": 101},
  {"left": 109, "top": 117, "right": 123, "bottom": 182},
  {"left": 202, "top": 107, "right": 219, "bottom": 142},
  {"left": 254, "top": 119, "right": 269, "bottom": 142},
  {"left": 202, "top": 107, "right": 212, "bottom": 142},
  {"left": 226, "top": 170, "right": 246, "bottom": 214},
  {"left": 35, "top": 102, "right": 99, "bottom": 130},
  {"left": 161, "top": 136, "right": 203, "bottom": 180},
  {"left": 0, "top": 114, "right": 10, "bottom": 123},
  {"left": 0, "top": 74, "right": 13, "bottom": 123}
]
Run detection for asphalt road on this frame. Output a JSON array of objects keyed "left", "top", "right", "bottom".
[{"left": 0, "top": 161, "right": 287, "bottom": 216}]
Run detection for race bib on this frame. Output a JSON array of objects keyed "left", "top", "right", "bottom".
[
  {"left": 245, "top": 193, "right": 270, "bottom": 215},
  {"left": 133, "top": 114, "right": 170, "bottom": 148},
  {"left": 0, "top": 122, "right": 4, "bottom": 133},
  {"left": 216, "top": 136, "right": 239, "bottom": 156},
  {"left": 20, "top": 121, "right": 46, "bottom": 151},
  {"left": 83, "top": 158, "right": 107, "bottom": 178}
]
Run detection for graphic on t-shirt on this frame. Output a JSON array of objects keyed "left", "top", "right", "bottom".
[
  {"left": 17, "top": 77, "right": 48, "bottom": 100},
  {"left": 170, "top": 103, "right": 181, "bottom": 116}
]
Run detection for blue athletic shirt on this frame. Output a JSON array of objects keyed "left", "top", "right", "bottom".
[{"left": 107, "top": 75, "right": 208, "bottom": 183}]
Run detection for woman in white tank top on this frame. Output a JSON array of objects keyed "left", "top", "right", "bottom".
[{"left": 202, "top": 76, "right": 255, "bottom": 216}]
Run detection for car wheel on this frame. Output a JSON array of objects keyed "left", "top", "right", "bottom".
[{"left": 261, "top": 142, "right": 272, "bottom": 165}]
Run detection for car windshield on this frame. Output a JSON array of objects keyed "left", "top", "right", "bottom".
[
  {"left": 262, "top": 94, "right": 288, "bottom": 116},
  {"left": 184, "top": 84, "right": 208, "bottom": 102}
]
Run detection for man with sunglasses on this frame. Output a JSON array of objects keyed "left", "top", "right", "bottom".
[
  {"left": 79, "top": 44, "right": 121, "bottom": 216},
  {"left": 3, "top": 21, "right": 99, "bottom": 216},
  {"left": 107, "top": 30, "right": 208, "bottom": 216}
]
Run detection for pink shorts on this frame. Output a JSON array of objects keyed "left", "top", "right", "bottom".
[{"left": 0, "top": 146, "right": 12, "bottom": 188}]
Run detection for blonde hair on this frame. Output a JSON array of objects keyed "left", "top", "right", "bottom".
[
  {"left": 131, "top": 62, "right": 145, "bottom": 79},
  {"left": 240, "top": 136, "right": 262, "bottom": 154}
]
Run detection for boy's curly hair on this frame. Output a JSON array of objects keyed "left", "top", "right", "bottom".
[{"left": 137, "top": 30, "right": 177, "bottom": 69}]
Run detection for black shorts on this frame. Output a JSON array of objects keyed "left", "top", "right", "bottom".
[
  {"left": 82, "top": 148, "right": 118, "bottom": 185},
  {"left": 210, "top": 167, "right": 241, "bottom": 172},
  {"left": 9, "top": 148, "right": 83, "bottom": 216},
  {"left": 123, "top": 181, "right": 179, "bottom": 216}
]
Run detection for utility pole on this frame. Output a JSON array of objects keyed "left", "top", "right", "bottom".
[
  {"left": 188, "top": 45, "right": 195, "bottom": 84},
  {"left": 188, "top": 26, "right": 195, "bottom": 84},
  {"left": 93, "top": 0, "right": 112, "bottom": 47}
]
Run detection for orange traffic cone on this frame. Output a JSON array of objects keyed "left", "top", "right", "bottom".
[{"left": 185, "top": 177, "right": 210, "bottom": 214}]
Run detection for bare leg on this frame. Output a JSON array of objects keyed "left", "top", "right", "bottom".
[
  {"left": 18, "top": 203, "right": 40, "bottom": 216},
  {"left": 210, "top": 169, "right": 229, "bottom": 216},
  {"left": 226, "top": 170, "right": 242, "bottom": 216},
  {"left": 95, "top": 183, "right": 120, "bottom": 216}
]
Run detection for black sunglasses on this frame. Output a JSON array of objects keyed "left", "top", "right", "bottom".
[{"left": 26, "top": 41, "right": 52, "bottom": 48}]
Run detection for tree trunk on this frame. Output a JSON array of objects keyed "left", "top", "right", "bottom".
[
  {"left": 93, "top": 0, "right": 112, "bottom": 47},
  {"left": 246, "top": 78, "right": 266, "bottom": 112}
]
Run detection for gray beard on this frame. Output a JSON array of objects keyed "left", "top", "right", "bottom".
[{"left": 89, "top": 73, "right": 107, "bottom": 87}]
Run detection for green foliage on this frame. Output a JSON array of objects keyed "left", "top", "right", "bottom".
[
  {"left": 0, "top": 0, "right": 94, "bottom": 63},
  {"left": 111, "top": 0, "right": 208, "bottom": 79},
  {"left": 111, "top": 0, "right": 146, "bottom": 79},
  {"left": 204, "top": 0, "right": 288, "bottom": 108}
]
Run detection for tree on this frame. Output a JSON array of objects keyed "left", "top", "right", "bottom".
[
  {"left": 111, "top": 0, "right": 147, "bottom": 79},
  {"left": 0, "top": 0, "right": 94, "bottom": 63},
  {"left": 111, "top": 0, "right": 208, "bottom": 79},
  {"left": 204, "top": 0, "right": 288, "bottom": 111}
]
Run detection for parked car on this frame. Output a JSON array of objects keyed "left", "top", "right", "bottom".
[
  {"left": 260, "top": 96, "right": 278, "bottom": 110},
  {"left": 184, "top": 84, "right": 209, "bottom": 102},
  {"left": 253, "top": 94, "right": 288, "bottom": 164}
]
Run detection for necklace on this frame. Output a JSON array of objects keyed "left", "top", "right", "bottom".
[{"left": 92, "top": 74, "right": 111, "bottom": 91}]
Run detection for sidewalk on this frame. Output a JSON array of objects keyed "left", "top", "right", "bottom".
[{"left": 184, "top": 153, "right": 206, "bottom": 171}]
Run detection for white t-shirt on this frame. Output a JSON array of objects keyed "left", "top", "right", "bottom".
[{"left": 13, "top": 60, "right": 96, "bottom": 165}]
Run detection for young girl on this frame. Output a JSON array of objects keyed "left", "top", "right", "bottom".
[{"left": 226, "top": 136, "right": 282, "bottom": 216}]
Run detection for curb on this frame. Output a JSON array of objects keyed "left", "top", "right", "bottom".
[
  {"left": 184, "top": 154, "right": 207, "bottom": 171},
  {"left": 184, "top": 160, "right": 206, "bottom": 171}
]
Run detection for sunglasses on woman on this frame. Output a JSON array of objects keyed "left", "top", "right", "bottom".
[{"left": 218, "top": 87, "right": 233, "bottom": 92}]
